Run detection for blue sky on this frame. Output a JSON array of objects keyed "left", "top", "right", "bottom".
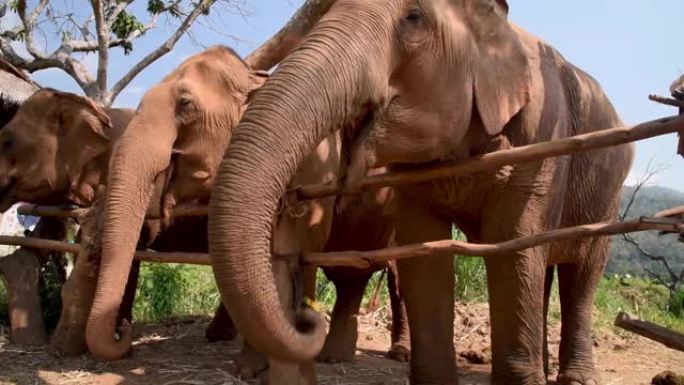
[{"left": 2, "top": 0, "right": 683, "bottom": 191}]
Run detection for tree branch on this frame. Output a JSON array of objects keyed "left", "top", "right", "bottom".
[
  {"left": 623, "top": 234, "right": 680, "bottom": 287},
  {"left": 16, "top": 0, "right": 49, "bottom": 59},
  {"left": 245, "top": 0, "right": 336, "bottom": 71},
  {"left": 105, "top": 0, "right": 134, "bottom": 29},
  {"left": 90, "top": 0, "right": 109, "bottom": 102},
  {"left": 106, "top": 0, "right": 215, "bottom": 105}
]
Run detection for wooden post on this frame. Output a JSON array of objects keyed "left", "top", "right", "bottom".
[{"left": 615, "top": 312, "right": 684, "bottom": 353}]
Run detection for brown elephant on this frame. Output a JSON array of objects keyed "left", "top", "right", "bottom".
[
  {"left": 0, "top": 89, "right": 133, "bottom": 210},
  {"left": 85, "top": 45, "right": 410, "bottom": 372},
  {"left": 83, "top": 46, "right": 264, "bottom": 361},
  {"left": 0, "top": 88, "right": 236, "bottom": 353},
  {"left": 208, "top": 1, "right": 635, "bottom": 385}
]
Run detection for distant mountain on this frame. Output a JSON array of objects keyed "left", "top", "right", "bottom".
[{"left": 607, "top": 185, "right": 684, "bottom": 277}]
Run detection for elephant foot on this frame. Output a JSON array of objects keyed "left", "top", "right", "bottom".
[
  {"left": 316, "top": 338, "right": 356, "bottom": 363},
  {"left": 231, "top": 345, "right": 269, "bottom": 380},
  {"left": 557, "top": 370, "right": 598, "bottom": 385},
  {"left": 205, "top": 305, "right": 238, "bottom": 342},
  {"left": 204, "top": 319, "right": 238, "bottom": 342},
  {"left": 387, "top": 342, "right": 410, "bottom": 362},
  {"left": 49, "top": 324, "right": 88, "bottom": 356}
]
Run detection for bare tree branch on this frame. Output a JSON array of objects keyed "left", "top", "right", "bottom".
[
  {"left": 90, "top": 0, "right": 109, "bottom": 101},
  {"left": 245, "top": 0, "right": 335, "bottom": 71},
  {"left": 621, "top": 162, "right": 683, "bottom": 295},
  {"left": 16, "top": 0, "right": 50, "bottom": 59},
  {"left": 106, "top": 0, "right": 216, "bottom": 105},
  {"left": 106, "top": 0, "right": 135, "bottom": 29}
]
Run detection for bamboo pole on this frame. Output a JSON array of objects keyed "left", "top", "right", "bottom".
[
  {"left": 15, "top": 116, "right": 684, "bottom": 220},
  {"left": 16, "top": 204, "right": 87, "bottom": 219},
  {"left": 0, "top": 236, "right": 211, "bottom": 265},
  {"left": 0, "top": 207, "right": 681, "bottom": 268},
  {"left": 297, "top": 115, "right": 684, "bottom": 200},
  {"left": 300, "top": 207, "right": 684, "bottom": 268},
  {"left": 16, "top": 203, "right": 209, "bottom": 220},
  {"left": 615, "top": 312, "right": 684, "bottom": 353}
]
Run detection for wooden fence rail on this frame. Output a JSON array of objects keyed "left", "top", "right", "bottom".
[
  {"left": 16, "top": 114, "right": 684, "bottom": 221},
  {"left": 2, "top": 206, "right": 681, "bottom": 269}
]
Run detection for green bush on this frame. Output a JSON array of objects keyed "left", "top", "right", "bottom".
[
  {"left": 591, "top": 275, "right": 684, "bottom": 332},
  {"left": 132, "top": 263, "right": 219, "bottom": 323}
]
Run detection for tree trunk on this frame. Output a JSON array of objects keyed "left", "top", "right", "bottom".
[{"left": 0, "top": 248, "right": 47, "bottom": 346}]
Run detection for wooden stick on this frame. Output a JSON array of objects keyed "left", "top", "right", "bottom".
[
  {"left": 297, "top": 115, "right": 684, "bottom": 200},
  {"left": 300, "top": 210, "right": 684, "bottom": 268},
  {"left": 16, "top": 204, "right": 87, "bottom": 219},
  {"left": 18, "top": 117, "right": 684, "bottom": 220},
  {"left": 0, "top": 208, "right": 682, "bottom": 268},
  {"left": 245, "top": 0, "right": 335, "bottom": 71},
  {"left": 649, "top": 94, "right": 684, "bottom": 109},
  {"left": 134, "top": 250, "right": 211, "bottom": 265},
  {"left": 0, "top": 236, "right": 211, "bottom": 265},
  {"left": 614, "top": 312, "right": 684, "bottom": 352},
  {"left": 16, "top": 203, "right": 209, "bottom": 220}
]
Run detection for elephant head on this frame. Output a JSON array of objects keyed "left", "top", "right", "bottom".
[
  {"left": 209, "top": 0, "right": 531, "bottom": 362},
  {"left": 86, "top": 46, "right": 266, "bottom": 361},
  {"left": 0, "top": 89, "right": 119, "bottom": 211}
]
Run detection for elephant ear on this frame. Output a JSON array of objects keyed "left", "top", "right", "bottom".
[
  {"left": 245, "top": 70, "right": 269, "bottom": 103},
  {"left": 51, "top": 90, "right": 113, "bottom": 199},
  {"left": 466, "top": 0, "right": 531, "bottom": 136},
  {"left": 50, "top": 89, "right": 112, "bottom": 140}
]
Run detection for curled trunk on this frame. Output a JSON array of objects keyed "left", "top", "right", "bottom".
[
  {"left": 85, "top": 122, "right": 175, "bottom": 361},
  {"left": 209, "top": 7, "right": 391, "bottom": 362}
]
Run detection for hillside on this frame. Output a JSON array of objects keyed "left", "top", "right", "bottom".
[{"left": 607, "top": 185, "right": 684, "bottom": 277}]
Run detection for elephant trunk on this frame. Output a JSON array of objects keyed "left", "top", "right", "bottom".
[
  {"left": 209, "top": 5, "right": 391, "bottom": 363},
  {"left": 86, "top": 117, "right": 176, "bottom": 361}
]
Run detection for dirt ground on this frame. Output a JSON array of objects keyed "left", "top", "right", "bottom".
[{"left": 0, "top": 303, "right": 682, "bottom": 385}]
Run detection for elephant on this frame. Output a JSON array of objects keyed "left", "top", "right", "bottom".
[
  {"left": 207, "top": 1, "right": 635, "bottom": 385},
  {"left": 0, "top": 88, "right": 236, "bottom": 354},
  {"left": 84, "top": 44, "right": 410, "bottom": 376},
  {"left": 0, "top": 88, "right": 133, "bottom": 211}
]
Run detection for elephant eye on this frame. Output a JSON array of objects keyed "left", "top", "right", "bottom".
[
  {"left": 2, "top": 137, "right": 13, "bottom": 152},
  {"left": 405, "top": 9, "right": 422, "bottom": 23},
  {"left": 178, "top": 96, "right": 193, "bottom": 109}
]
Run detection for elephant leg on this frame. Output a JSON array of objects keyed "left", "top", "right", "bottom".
[
  {"left": 205, "top": 304, "right": 237, "bottom": 342},
  {"left": 318, "top": 267, "right": 373, "bottom": 363},
  {"left": 233, "top": 341, "right": 269, "bottom": 380},
  {"left": 117, "top": 259, "right": 140, "bottom": 325},
  {"left": 556, "top": 238, "right": 607, "bottom": 385},
  {"left": 485, "top": 247, "right": 547, "bottom": 385},
  {"left": 394, "top": 199, "right": 455, "bottom": 385},
  {"left": 49, "top": 246, "right": 98, "bottom": 356},
  {"left": 543, "top": 266, "right": 555, "bottom": 378},
  {"left": 387, "top": 262, "right": 410, "bottom": 362}
]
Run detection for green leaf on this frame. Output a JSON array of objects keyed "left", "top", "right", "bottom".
[
  {"left": 111, "top": 10, "right": 144, "bottom": 54},
  {"left": 147, "top": 0, "right": 164, "bottom": 15}
]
